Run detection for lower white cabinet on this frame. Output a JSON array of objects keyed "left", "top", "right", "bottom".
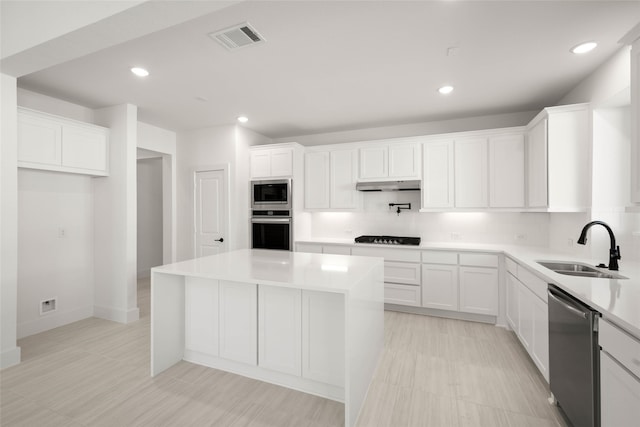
[
  {"left": 296, "top": 243, "right": 351, "bottom": 255},
  {"left": 302, "top": 290, "right": 345, "bottom": 387},
  {"left": 531, "top": 293, "right": 549, "bottom": 379},
  {"left": 185, "top": 277, "right": 219, "bottom": 356},
  {"left": 506, "top": 273, "right": 519, "bottom": 330},
  {"left": 258, "top": 285, "right": 302, "bottom": 376},
  {"left": 421, "top": 264, "right": 458, "bottom": 311},
  {"left": 384, "top": 283, "right": 421, "bottom": 306},
  {"left": 459, "top": 266, "right": 498, "bottom": 315},
  {"left": 219, "top": 281, "right": 257, "bottom": 365}
]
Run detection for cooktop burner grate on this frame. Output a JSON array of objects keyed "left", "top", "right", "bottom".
[{"left": 354, "top": 235, "right": 421, "bottom": 246}]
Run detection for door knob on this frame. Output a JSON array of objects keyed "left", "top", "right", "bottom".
[{"left": 215, "top": 238, "right": 224, "bottom": 242}]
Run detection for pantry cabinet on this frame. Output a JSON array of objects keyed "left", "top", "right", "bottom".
[
  {"left": 526, "top": 103, "right": 590, "bottom": 211},
  {"left": 358, "top": 141, "right": 420, "bottom": 181},
  {"left": 17, "top": 107, "right": 109, "bottom": 176},
  {"left": 304, "top": 148, "right": 358, "bottom": 210}
]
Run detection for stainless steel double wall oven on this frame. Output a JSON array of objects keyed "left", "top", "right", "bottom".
[{"left": 250, "top": 179, "right": 292, "bottom": 251}]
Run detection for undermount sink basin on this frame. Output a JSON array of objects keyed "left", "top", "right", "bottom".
[{"left": 537, "top": 261, "right": 628, "bottom": 280}]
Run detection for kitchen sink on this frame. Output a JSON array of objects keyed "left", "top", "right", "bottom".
[{"left": 537, "top": 261, "right": 628, "bottom": 280}]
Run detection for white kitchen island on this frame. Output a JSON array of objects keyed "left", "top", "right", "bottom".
[{"left": 151, "top": 249, "right": 384, "bottom": 427}]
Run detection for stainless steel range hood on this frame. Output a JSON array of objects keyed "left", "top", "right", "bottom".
[{"left": 356, "top": 180, "right": 421, "bottom": 192}]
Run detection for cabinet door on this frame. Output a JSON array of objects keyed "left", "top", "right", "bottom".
[
  {"left": 62, "top": 125, "right": 108, "bottom": 172},
  {"left": 385, "top": 283, "right": 421, "bottom": 307},
  {"left": 518, "top": 283, "right": 534, "bottom": 351},
  {"left": 389, "top": 143, "right": 420, "bottom": 178},
  {"left": 17, "top": 112, "right": 62, "bottom": 166},
  {"left": 384, "top": 261, "right": 421, "bottom": 285},
  {"left": 527, "top": 118, "right": 548, "bottom": 208},
  {"left": 531, "top": 295, "right": 549, "bottom": 382},
  {"left": 422, "top": 140, "right": 454, "bottom": 208},
  {"left": 185, "top": 277, "right": 219, "bottom": 356},
  {"left": 506, "top": 273, "right": 520, "bottom": 331},
  {"left": 421, "top": 264, "right": 458, "bottom": 311},
  {"left": 458, "top": 266, "right": 498, "bottom": 315},
  {"left": 632, "top": 38, "right": 640, "bottom": 203},
  {"left": 359, "top": 146, "right": 387, "bottom": 179},
  {"left": 219, "top": 281, "right": 257, "bottom": 365},
  {"left": 601, "top": 351, "right": 640, "bottom": 427},
  {"left": 270, "top": 148, "right": 293, "bottom": 177},
  {"left": 302, "top": 290, "right": 345, "bottom": 387},
  {"left": 296, "top": 243, "right": 323, "bottom": 253},
  {"left": 330, "top": 149, "right": 358, "bottom": 209},
  {"left": 454, "top": 137, "right": 488, "bottom": 208},
  {"left": 489, "top": 133, "right": 525, "bottom": 208},
  {"left": 250, "top": 151, "right": 271, "bottom": 178},
  {"left": 258, "top": 285, "right": 302, "bottom": 376},
  {"left": 305, "top": 151, "right": 330, "bottom": 209}
]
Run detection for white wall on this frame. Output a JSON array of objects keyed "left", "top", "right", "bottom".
[
  {"left": 1, "top": 72, "right": 21, "bottom": 368},
  {"left": 93, "top": 104, "right": 139, "bottom": 323},
  {"left": 17, "top": 170, "right": 94, "bottom": 338},
  {"left": 17, "top": 88, "right": 94, "bottom": 123},
  {"left": 137, "top": 157, "right": 163, "bottom": 277}
]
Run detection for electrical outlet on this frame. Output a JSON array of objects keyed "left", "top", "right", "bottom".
[
  {"left": 58, "top": 227, "right": 66, "bottom": 238},
  {"left": 515, "top": 234, "right": 527, "bottom": 242},
  {"left": 451, "top": 232, "right": 461, "bottom": 241},
  {"left": 40, "top": 298, "right": 57, "bottom": 315}
]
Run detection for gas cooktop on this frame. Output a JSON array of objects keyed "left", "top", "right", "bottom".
[{"left": 354, "top": 235, "right": 421, "bottom": 246}]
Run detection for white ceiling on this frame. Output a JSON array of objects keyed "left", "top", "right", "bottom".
[{"left": 9, "top": 1, "right": 640, "bottom": 139}]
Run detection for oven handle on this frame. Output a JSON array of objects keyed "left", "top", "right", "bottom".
[{"left": 251, "top": 217, "right": 292, "bottom": 223}]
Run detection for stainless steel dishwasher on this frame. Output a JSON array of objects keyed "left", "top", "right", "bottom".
[{"left": 548, "top": 284, "right": 600, "bottom": 427}]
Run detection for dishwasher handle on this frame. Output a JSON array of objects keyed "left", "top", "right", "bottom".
[{"left": 548, "top": 287, "right": 589, "bottom": 319}]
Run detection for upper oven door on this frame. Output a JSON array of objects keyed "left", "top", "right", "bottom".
[{"left": 251, "top": 179, "right": 291, "bottom": 210}]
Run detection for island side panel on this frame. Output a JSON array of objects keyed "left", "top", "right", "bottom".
[
  {"left": 346, "top": 261, "right": 385, "bottom": 427},
  {"left": 151, "top": 271, "right": 185, "bottom": 376}
]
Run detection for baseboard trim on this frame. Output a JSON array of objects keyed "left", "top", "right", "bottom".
[
  {"left": 1, "top": 346, "right": 21, "bottom": 369},
  {"left": 384, "top": 304, "right": 497, "bottom": 324},
  {"left": 94, "top": 305, "right": 140, "bottom": 324},
  {"left": 17, "top": 305, "right": 94, "bottom": 339}
]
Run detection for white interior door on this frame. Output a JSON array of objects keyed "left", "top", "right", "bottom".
[{"left": 195, "top": 169, "right": 228, "bottom": 257}]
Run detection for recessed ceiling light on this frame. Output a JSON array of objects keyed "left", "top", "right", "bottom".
[
  {"left": 130, "top": 67, "right": 149, "bottom": 77},
  {"left": 237, "top": 116, "right": 249, "bottom": 123},
  {"left": 571, "top": 42, "right": 597, "bottom": 54},
  {"left": 438, "top": 85, "right": 454, "bottom": 95}
]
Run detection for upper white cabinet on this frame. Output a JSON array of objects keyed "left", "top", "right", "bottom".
[
  {"left": 17, "top": 107, "right": 109, "bottom": 176},
  {"left": 526, "top": 103, "right": 590, "bottom": 211},
  {"left": 358, "top": 141, "right": 420, "bottom": 181},
  {"left": 304, "top": 147, "right": 358, "bottom": 210},
  {"left": 455, "top": 137, "right": 488, "bottom": 208},
  {"left": 250, "top": 143, "right": 303, "bottom": 179},
  {"left": 489, "top": 133, "right": 525, "bottom": 208},
  {"left": 623, "top": 25, "right": 640, "bottom": 204},
  {"left": 422, "top": 140, "right": 454, "bottom": 208}
]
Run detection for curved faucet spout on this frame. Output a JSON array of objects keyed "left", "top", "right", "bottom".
[{"left": 577, "top": 221, "right": 621, "bottom": 271}]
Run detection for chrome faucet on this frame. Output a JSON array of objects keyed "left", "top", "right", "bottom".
[{"left": 577, "top": 221, "right": 621, "bottom": 271}]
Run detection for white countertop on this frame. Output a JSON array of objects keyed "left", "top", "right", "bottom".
[
  {"left": 297, "top": 239, "right": 640, "bottom": 338},
  {"left": 152, "top": 249, "right": 383, "bottom": 294}
]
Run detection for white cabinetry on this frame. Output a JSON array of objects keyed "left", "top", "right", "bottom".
[
  {"left": 185, "top": 277, "right": 219, "bottom": 356},
  {"left": 302, "top": 290, "right": 345, "bottom": 387},
  {"left": 526, "top": 104, "right": 590, "bottom": 211},
  {"left": 459, "top": 266, "right": 498, "bottom": 315},
  {"left": 622, "top": 24, "right": 640, "bottom": 204},
  {"left": 600, "top": 318, "right": 640, "bottom": 427},
  {"left": 505, "top": 258, "right": 549, "bottom": 381},
  {"left": 250, "top": 144, "right": 301, "bottom": 179},
  {"left": 304, "top": 148, "right": 358, "bottom": 210},
  {"left": 17, "top": 107, "right": 109, "bottom": 176},
  {"left": 489, "top": 133, "right": 525, "bottom": 208},
  {"left": 422, "top": 140, "right": 454, "bottom": 208},
  {"left": 358, "top": 141, "right": 420, "bottom": 181},
  {"left": 219, "top": 281, "right": 257, "bottom": 365},
  {"left": 295, "top": 242, "right": 351, "bottom": 255},
  {"left": 455, "top": 137, "right": 488, "bottom": 208},
  {"left": 421, "top": 263, "right": 458, "bottom": 311},
  {"left": 258, "top": 285, "right": 302, "bottom": 376}
]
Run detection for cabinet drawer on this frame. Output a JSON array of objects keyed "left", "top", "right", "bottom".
[
  {"left": 422, "top": 250, "right": 458, "bottom": 265},
  {"left": 459, "top": 253, "right": 498, "bottom": 268},
  {"left": 351, "top": 246, "right": 420, "bottom": 262},
  {"left": 323, "top": 245, "right": 351, "bottom": 255},
  {"left": 506, "top": 257, "right": 518, "bottom": 276},
  {"left": 384, "top": 283, "right": 421, "bottom": 307},
  {"left": 517, "top": 266, "right": 548, "bottom": 303},
  {"left": 296, "top": 243, "right": 323, "bottom": 254},
  {"left": 384, "top": 261, "right": 421, "bottom": 285},
  {"left": 600, "top": 319, "right": 640, "bottom": 379}
]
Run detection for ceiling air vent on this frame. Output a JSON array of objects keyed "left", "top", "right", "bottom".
[{"left": 209, "top": 22, "right": 265, "bottom": 51}]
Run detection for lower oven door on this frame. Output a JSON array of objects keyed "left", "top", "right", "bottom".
[{"left": 251, "top": 217, "right": 292, "bottom": 251}]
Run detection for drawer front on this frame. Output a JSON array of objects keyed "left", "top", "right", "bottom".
[
  {"left": 517, "top": 266, "right": 548, "bottom": 303},
  {"left": 296, "top": 243, "right": 323, "bottom": 254},
  {"left": 600, "top": 319, "right": 640, "bottom": 379},
  {"left": 384, "top": 283, "right": 421, "bottom": 306},
  {"left": 323, "top": 245, "right": 351, "bottom": 255},
  {"left": 459, "top": 253, "right": 499, "bottom": 268},
  {"left": 384, "top": 261, "right": 421, "bottom": 285},
  {"left": 506, "top": 257, "right": 518, "bottom": 276},
  {"left": 422, "top": 250, "right": 458, "bottom": 265},
  {"left": 352, "top": 246, "right": 420, "bottom": 262}
]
